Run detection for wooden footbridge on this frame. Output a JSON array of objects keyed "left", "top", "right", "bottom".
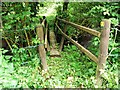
[{"left": 37, "top": 17, "right": 111, "bottom": 86}]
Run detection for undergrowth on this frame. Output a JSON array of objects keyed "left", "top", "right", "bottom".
[{"left": 0, "top": 44, "right": 118, "bottom": 88}]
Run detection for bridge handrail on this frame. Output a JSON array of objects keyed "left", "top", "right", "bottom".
[
  {"left": 56, "top": 23, "right": 98, "bottom": 64},
  {"left": 57, "top": 17, "right": 101, "bottom": 37}
]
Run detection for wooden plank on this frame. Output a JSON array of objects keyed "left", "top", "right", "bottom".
[
  {"left": 45, "top": 24, "right": 48, "bottom": 48},
  {"left": 49, "top": 30, "right": 60, "bottom": 57},
  {"left": 49, "top": 30, "right": 56, "bottom": 49},
  {"left": 57, "top": 17, "right": 101, "bottom": 37},
  {"left": 36, "top": 24, "right": 48, "bottom": 70},
  {"left": 96, "top": 19, "right": 111, "bottom": 86},
  {"left": 50, "top": 48, "right": 61, "bottom": 57},
  {"left": 56, "top": 23, "right": 98, "bottom": 63}
]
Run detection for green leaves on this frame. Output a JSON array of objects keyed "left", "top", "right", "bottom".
[
  {"left": 0, "top": 42, "right": 118, "bottom": 88},
  {"left": 4, "top": 23, "right": 12, "bottom": 30},
  {"left": 32, "top": 36, "right": 41, "bottom": 45},
  {"left": 109, "top": 18, "right": 119, "bottom": 26},
  {"left": 0, "top": 49, "right": 18, "bottom": 88}
]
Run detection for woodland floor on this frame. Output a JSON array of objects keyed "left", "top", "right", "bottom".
[
  {"left": 13, "top": 46, "right": 97, "bottom": 88},
  {"left": 1, "top": 45, "right": 118, "bottom": 88}
]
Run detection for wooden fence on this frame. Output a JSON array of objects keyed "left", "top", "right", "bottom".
[
  {"left": 56, "top": 17, "right": 111, "bottom": 86},
  {"left": 35, "top": 17, "right": 111, "bottom": 86}
]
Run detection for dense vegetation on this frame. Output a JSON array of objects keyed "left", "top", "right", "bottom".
[{"left": 0, "top": 2, "right": 119, "bottom": 88}]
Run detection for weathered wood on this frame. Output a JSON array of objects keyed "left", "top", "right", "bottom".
[
  {"left": 49, "top": 30, "right": 56, "bottom": 49},
  {"left": 49, "top": 30, "right": 60, "bottom": 57},
  {"left": 4, "top": 38, "right": 12, "bottom": 51},
  {"left": 59, "top": 19, "right": 68, "bottom": 51},
  {"left": 56, "top": 23, "right": 98, "bottom": 63},
  {"left": 50, "top": 48, "right": 60, "bottom": 57},
  {"left": 96, "top": 19, "right": 111, "bottom": 86},
  {"left": 42, "top": 19, "right": 46, "bottom": 27},
  {"left": 47, "top": 41, "right": 50, "bottom": 52},
  {"left": 45, "top": 24, "right": 48, "bottom": 48},
  {"left": 42, "top": 17, "right": 50, "bottom": 51},
  {"left": 0, "top": 10, "right": 2, "bottom": 48},
  {"left": 57, "top": 17, "right": 101, "bottom": 37},
  {"left": 59, "top": 0, "right": 69, "bottom": 51},
  {"left": 36, "top": 24, "right": 48, "bottom": 70}
]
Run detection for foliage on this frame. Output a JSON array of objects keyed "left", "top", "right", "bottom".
[
  {"left": 0, "top": 48, "right": 17, "bottom": 88},
  {"left": 0, "top": 48, "right": 42, "bottom": 88},
  {"left": 64, "top": 2, "right": 120, "bottom": 43},
  {"left": 2, "top": 2, "right": 40, "bottom": 49},
  {"left": 1, "top": 43, "right": 118, "bottom": 88},
  {"left": 2, "top": 2, "right": 39, "bottom": 30}
]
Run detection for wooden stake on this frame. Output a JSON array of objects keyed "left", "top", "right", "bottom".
[
  {"left": 36, "top": 24, "right": 48, "bottom": 70},
  {"left": 96, "top": 19, "right": 111, "bottom": 87},
  {"left": 59, "top": 20, "right": 68, "bottom": 51}
]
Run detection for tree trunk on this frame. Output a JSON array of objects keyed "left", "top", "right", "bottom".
[
  {"left": 63, "top": 0, "right": 69, "bottom": 11},
  {"left": 59, "top": 22, "right": 67, "bottom": 51},
  {"left": 59, "top": 0, "right": 69, "bottom": 51}
]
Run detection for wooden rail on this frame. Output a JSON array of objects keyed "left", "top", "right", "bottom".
[
  {"left": 56, "top": 18, "right": 111, "bottom": 87},
  {"left": 57, "top": 17, "right": 101, "bottom": 37},
  {"left": 56, "top": 23, "right": 98, "bottom": 63}
]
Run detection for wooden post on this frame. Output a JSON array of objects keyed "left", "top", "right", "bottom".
[
  {"left": 96, "top": 19, "right": 111, "bottom": 86},
  {"left": 36, "top": 24, "right": 48, "bottom": 70},
  {"left": 44, "top": 24, "right": 50, "bottom": 51},
  {"left": 50, "top": 31, "right": 56, "bottom": 49},
  {"left": 59, "top": 0, "right": 69, "bottom": 51},
  {"left": 59, "top": 22, "right": 68, "bottom": 51},
  {"left": 45, "top": 24, "right": 48, "bottom": 48}
]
